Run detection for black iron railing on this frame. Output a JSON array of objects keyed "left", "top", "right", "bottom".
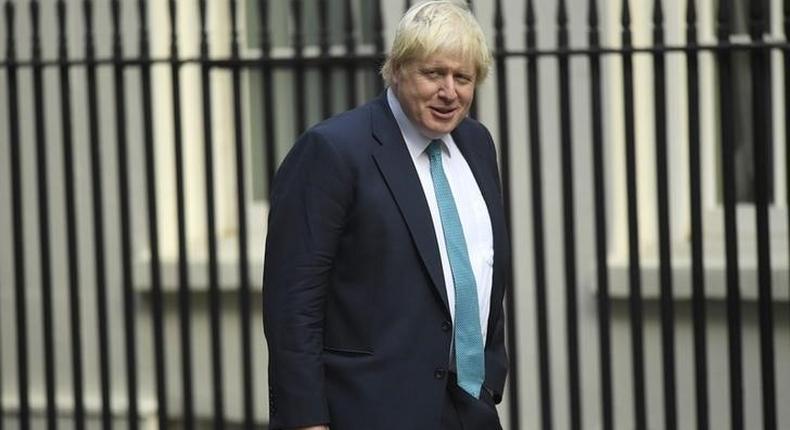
[{"left": 1, "top": 0, "right": 787, "bottom": 429}]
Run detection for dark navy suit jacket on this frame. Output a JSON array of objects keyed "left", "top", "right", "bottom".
[{"left": 263, "top": 93, "right": 510, "bottom": 429}]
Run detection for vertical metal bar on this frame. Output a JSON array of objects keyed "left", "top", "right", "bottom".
[
  {"left": 0, "top": 274, "right": 2, "bottom": 430},
  {"left": 344, "top": 0, "right": 357, "bottom": 108},
  {"left": 652, "top": 2, "right": 677, "bottom": 429},
  {"left": 5, "top": 2, "right": 31, "bottom": 428},
  {"left": 588, "top": 1, "right": 613, "bottom": 428},
  {"left": 0, "top": 298, "right": 2, "bottom": 430},
  {"left": 494, "top": 2, "right": 519, "bottom": 429},
  {"left": 466, "top": 0, "right": 478, "bottom": 119},
  {"left": 404, "top": 0, "right": 412, "bottom": 12},
  {"left": 621, "top": 2, "right": 647, "bottom": 428},
  {"left": 525, "top": 1, "right": 552, "bottom": 428},
  {"left": 30, "top": 2, "right": 58, "bottom": 426},
  {"left": 229, "top": 0, "right": 255, "bottom": 426},
  {"left": 137, "top": 0, "right": 168, "bottom": 426},
  {"left": 83, "top": 1, "right": 113, "bottom": 426},
  {"left": 372, "top": 0, "right": 384, "bottom": 94},
  {"left": 493, "top": 0, "right": 511, "bottom": 320},
  {"left": 166, "top": 0, "right": 195, "bottom": 427},
  {"left": 291, "top": 0, "right": 306, "bottom": 134},
  {"left": 110, "top": 0, "right": 140, "bottom": 425},
  {"left": 197, "top": 1, "right": 226, "bottom": 427},
  {"left": 685, "top": 2, "right": 709, "bottom": 429},
  {"left": 56, "top": 1, "right": 85, "bottom": 427},
  {"left": 556, "top": 2, "right": 581, "bottom": 429},
  {"left": 257, "top": 0, "right": 277, "bottom": 191},
  {"left": 716, "top": 0, "right": 744, "bottom": 427},
  {"left": 785, "top": 0, "right": 790, "bottom": 329},
  {"left": 318, "top": 0, "right": 332, "bottom": 118},
  {"left": 748, "top": 1, "right": 776, "bottom": 428}
]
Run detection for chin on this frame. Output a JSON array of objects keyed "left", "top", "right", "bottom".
[
  {"left": 435, "top": 123, "right": 460, "bottom": 135},
  {"left": 423, "top": 127, "right": 452, "bottom": 138},
  {"left": 423, "top": 121, "right": 461, "bottom": 136}
]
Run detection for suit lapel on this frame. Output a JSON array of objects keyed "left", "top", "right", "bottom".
[
  {"left": 368, "top": 93, "right": 509, "bottom": 330},
  {"left": 370, "top": 95, "right": 450, "bottom": 315}
]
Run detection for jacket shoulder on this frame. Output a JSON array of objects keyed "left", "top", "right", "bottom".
[
  {"left": 456, "top": 115, "right": 493, "bottom": 139},
  {"left": 306, "top": 100, "right": 377, "bottom": 148}
]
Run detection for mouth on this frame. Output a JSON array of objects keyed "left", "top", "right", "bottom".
[{"left": 429, "top": 106, "right": 458, "bottom": 120}]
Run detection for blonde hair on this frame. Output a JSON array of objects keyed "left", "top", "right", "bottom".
[{"left": 381, "top": 0, "right": 492, "bottom": 86}]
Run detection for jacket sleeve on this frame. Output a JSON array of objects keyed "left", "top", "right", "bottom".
[
  {"left": 485, "top": 302, "right": 508, "bottom": 403},
  {"left": 483, "top": 124, "right": 509, "bottom": 404},
  {"left": 262, "top": 130, "right": 353, "bottom": 429}
]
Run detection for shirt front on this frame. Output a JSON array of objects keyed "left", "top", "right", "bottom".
[{"left": 387, "top": 88, "right": 494, "bottom": 342}]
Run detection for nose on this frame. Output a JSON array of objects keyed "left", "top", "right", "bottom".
[{"left": 438, "top": 74, "right": 457, "bottom": 100}]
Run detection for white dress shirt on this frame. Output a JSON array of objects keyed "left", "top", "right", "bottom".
[{"left": 387, "top": 89, "right": 494, "bottom": 342}]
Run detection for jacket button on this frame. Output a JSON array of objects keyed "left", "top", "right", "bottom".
[
  {"left": 441, "top": 321, "right": 451, "bottom": 332},
  {"left": 434, "top": 368, "right": 447, "bottom": 379}
]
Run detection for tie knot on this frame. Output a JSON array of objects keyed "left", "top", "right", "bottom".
[{"left": 427, "top": 139, "right": 443, "bottom": 160}]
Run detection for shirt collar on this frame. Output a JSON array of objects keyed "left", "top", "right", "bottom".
[{"left": 387, "top": 88, "right": 451, "bottom": 159}]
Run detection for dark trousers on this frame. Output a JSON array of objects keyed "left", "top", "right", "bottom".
[{"left": 441, "top": 373, "right": 503, "bottom": 430}]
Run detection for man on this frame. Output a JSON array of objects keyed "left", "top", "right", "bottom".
[{"left": 263, "top": 1, "right": 509, "bottom": 428}]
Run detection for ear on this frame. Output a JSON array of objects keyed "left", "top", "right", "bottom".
[{"left": 390, "top": 65, "right": 402, "bottom": 85}]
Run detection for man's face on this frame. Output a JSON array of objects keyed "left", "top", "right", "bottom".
[{"left": 392, "top": 53, "right": 476, "bottom": 138}]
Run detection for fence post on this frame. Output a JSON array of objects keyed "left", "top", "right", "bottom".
[
  {"left": 56, "top": 0, "right": 86, "bottom": 426},
  {"left": 229, "top": 0, "right": 256, "bottom": 425},
  {"left": 748, "top": 0, "right": 777, "bottom": 428},
  {"left": 5, "top": 2, "right": 31, "bottom": 427},
  {"left": 651, "top": 1, "right": 678, "bottom": 428},
  {"left": 620, "top": 2, "right": 648, "bottom": 427},
  {"left": 197, "top": 0, "right": 226, "bottom": 426},
  {"left": 685, "top": 1, "right": 710, "bottom": 429},
  {"left": 493, "top": 2, "right": 519, "bottom": 429},
  {"left": 525, "top": 0, "right": 552, "bottom": 428},
  {"left": 716, "top": 0, "right": 745, "bottom": 427}
]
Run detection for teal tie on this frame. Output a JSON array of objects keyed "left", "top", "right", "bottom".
[{"left": 426, "top": 139, "right": 485, "bottom": 399}]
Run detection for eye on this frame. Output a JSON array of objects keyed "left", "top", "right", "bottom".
[
  {"left": 455, "top": 74, "right": 474, "bottom": 85},
  {"left": 421, "top": 69, "right": 442, "bottom": 79}
]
